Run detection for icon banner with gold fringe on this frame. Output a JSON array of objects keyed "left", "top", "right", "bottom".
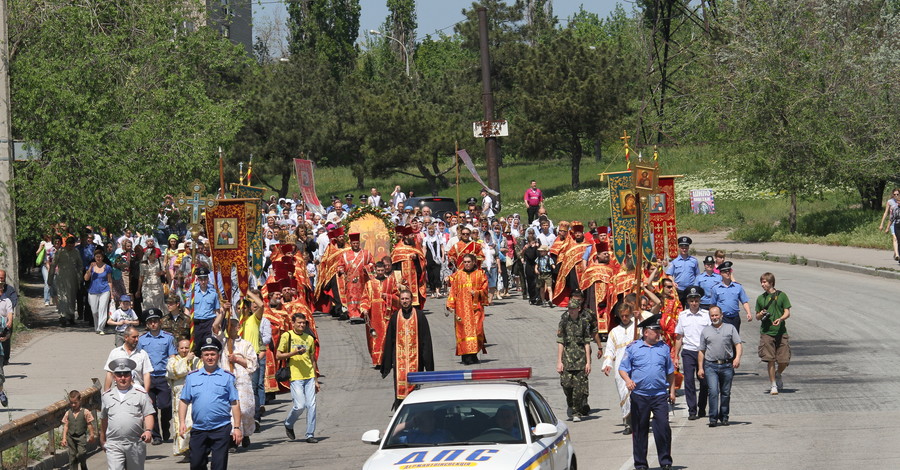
[{"left": 607, "top": 171, "right": 653, "bottom": 265}]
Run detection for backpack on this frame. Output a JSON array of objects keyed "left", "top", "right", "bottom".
[
  {"left": 891, "top": 202, "right": 900, "bottom": 225},
  {"left": 491, "top": 197, "right": 502, "bottom": 214}
]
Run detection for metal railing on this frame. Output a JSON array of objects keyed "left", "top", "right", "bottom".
[{"left": 0, "top": 380, "right": 101, "bottom": 469}]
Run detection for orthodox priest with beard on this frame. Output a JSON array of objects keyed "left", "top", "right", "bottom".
[
  {"left": 552, "top": 222, "right": 591, "bottom": 308},
  {"left": 391, "top": 226, "right": 427, "bottom": 308},
  {"left": 360, "top": 262, "right": 400, "bottom": 368},
  {"left": 341, "top": 233, "right": 374, "bottom": 323},
  {"left": 380, "top": 290, "right": 434, "bottom": 410}
]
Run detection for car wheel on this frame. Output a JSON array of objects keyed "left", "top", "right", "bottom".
[{"left": 569, "top": 455, "right": 577, "bottom": 470}]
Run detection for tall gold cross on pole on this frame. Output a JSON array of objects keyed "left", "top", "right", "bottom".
[
  {"left": 176, "top": 180, "right": 218, "bottom": 234},
  {"left": 620, "top": 130, "right": 631, "bottom": 148}
]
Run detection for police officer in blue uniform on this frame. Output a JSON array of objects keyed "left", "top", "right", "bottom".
[
  {"left": 178, "top": 337, "right": 241, "bottom": 470},
  {"left": 665, "top": 236, "right": 700, "bottom": 306},
  {"left": 709, "top": 261, "right": 752, "bottom": 333},
  {"left": 137, "top": 309, "right": 176, "bottom": 445},
  {"left": 619, "top": 314, "right": 675, "bottom": 470},
  {"left": 696, "top": 256, "right": 722, "bottom": 310},
  {"left": 190, "top": 268, "right": 221, "bottom": 354}
]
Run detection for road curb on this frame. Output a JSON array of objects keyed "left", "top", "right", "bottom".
[{"left": 693, "top": 248, "right": 900, "bottom": 281}]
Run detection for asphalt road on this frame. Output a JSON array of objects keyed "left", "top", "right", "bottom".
[{"left": 60, "top": 259, "right": 900, "bottom": 469}]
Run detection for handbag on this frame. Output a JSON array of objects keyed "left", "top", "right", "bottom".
[
  {"left": 35, "top": 246, "right": 45, "bottom": 266},
  {"left": 275, "top": 331, "right": 292, "bottom": 382}
]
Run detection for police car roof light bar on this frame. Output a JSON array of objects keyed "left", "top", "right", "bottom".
[{"left": 407, "top": 368, "right": 532, "bottom": 384}]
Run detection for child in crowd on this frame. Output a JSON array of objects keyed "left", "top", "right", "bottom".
[
  {"left": 107, "top": 295, "right": 139, "bottom": 346},
  {"left": 61, "top": 390, "right": 96, "bottom": 470},
  {"left": 167, "top": 338, "right": 201, "bottom": 460},
  {"left": 536, "top": 246, "right": 554, "bottom": 306}
]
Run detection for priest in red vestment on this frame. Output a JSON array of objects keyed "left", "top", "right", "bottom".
[
  {"left": 391, "top": 226, "right": 427, "bottom": 308},
  {"left": 446, "top": 253, "right": 490, "bottom": 365},
  {"left": 341, "top": 233, "right": 374, "bottom": 323},
  {"left": 360, "top": 261, "right": 399, "bottom": 368},
  {"left": 580, "top": 240, "right": 617, "bottom": 338},
  {"left": 446, "top": 227, "right": 483, "bottom": 270},
  {"left": 551, "top": 222, "right": 591, "bottom": 307},
  {"left": 380, "top": 289, "right": 434, "bottom": 410},
  {"left": 314, "top": 227, "right": 349, "bottom": 319}
]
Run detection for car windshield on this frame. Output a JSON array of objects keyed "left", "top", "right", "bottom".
[{"left": 382, "top": 400, "right": 525, "bottom": 448}]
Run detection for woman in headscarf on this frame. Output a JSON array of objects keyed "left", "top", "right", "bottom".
[{"left": 423, "top": 223, "right": 446, "bottom": 298}]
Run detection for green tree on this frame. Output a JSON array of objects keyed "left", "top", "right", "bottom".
[
  {"left": 514, "top": 28, "right": 636, "bottom": 189},
  {"left": 233, "top": 53, "right": 340, "bottom": 198},
  {"left": 387, "top": 0, "right": 417, "bottom": 66},
  {"left": 286, "top": 0, "right": 361, "bottom": 77},
  {"left": 9, "top": 0, "right": 249, "bottom": 239}
]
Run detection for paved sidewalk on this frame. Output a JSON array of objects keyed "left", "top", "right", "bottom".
[{"left": 689, "top": 231, "right": 900, "bottom": 280}]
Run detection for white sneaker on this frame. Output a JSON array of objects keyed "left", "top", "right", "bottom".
[
  {"left": 572, "top": 415, "right": 582, "bottom": 422},
  {"left": 44, "top": 301, "right": 50, "bottom": 306},
  {"left": 770, "top": 384, "right": 779, "bottom": 395},
  {"left": 775, "top": 374, "right": 783, "bottom": 390}
]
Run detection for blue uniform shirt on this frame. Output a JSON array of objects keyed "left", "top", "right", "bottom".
[
  {"left": 709, "top": 281, "right": 749, "bottom": 317},
  {"left": 192, "top": 284, "right": 220, "bottom": 321},
  {"left": 665, "top": 255, "right": 700, "bottom": 289},
  {"left": 619, "top": 340, "right": 675, "bottom": 397},
  {"left": 180, "top": 367, "right": 239, "bottom": 431},
  {"left": 137, "top": 330, "right": 176, "bottom": 376},
  {"left": 696, "top": 272, "right": 722, "bottom": 305}
]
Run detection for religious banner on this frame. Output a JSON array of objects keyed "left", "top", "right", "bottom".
[
  {"left": 230, "top": 183, "right": 266, "bottom": 279},
  {"left": 690, "top": 189, "right": 716, "bottom": 214},
  {"left": 344, "top": 207, "right": 395, "bottom": 263},
  {"left": 649, "top": 176, "right": 678, "bottom": 261},
  {"left": 456, "top": 149, "right": 499, "bottom": 196},
  {"left": 607, "top": 171, "right": 653, "bottom": 265},
  {"left": 293, "top": 158, "right": 325, "bottom": 214},
  {"left": 205, "top": 200, "right": 251, "bottom": 296}
]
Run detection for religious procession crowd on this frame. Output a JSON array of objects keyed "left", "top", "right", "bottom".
[{"left": 15, "top": 179, "right": 793, "bottom": 470}]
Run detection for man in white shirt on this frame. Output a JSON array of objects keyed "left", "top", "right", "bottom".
[
  {"left": 674, "top": 286, "right": 712, "bottom": 421},
  {"left": 103, "top": 326, "right": 153, "bottom": 391},
  {"left": 390, "top": 185, "right": 407, "bottom": 211},
  {"left": 480, "top": 188, "right": 495, "bottom": 219},
  {"left": 367, "top": 188, "right": 381, "bottom": 208},
  {"left": 326, "top": 202, "right": 347, "bottom": 224},
  {"left": 535, "top": 218, "right": 556, "bottom": 247}
]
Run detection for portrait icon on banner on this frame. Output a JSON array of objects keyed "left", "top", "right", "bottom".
[
  {"left": 633, "top": 164, "right": 657, "bottom": 192},
  {"left": 214, "top": 218, "right": 238, "bottom": 249},
  {"left": 649, "top": 193, "right": 666, "bottom": 214},
  {"left": 620, "top": 191, "right": 638, "bottom": 218}
]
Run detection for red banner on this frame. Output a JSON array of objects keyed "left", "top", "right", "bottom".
[
  {"left": 294, "top": 158, "right": 324, "bottom": 214},
  {"left": 649, "top": 176, "right": 678, "bottom": 261},
  {"left": 205, "top": 200, "right": 251, "bottom": 297}
]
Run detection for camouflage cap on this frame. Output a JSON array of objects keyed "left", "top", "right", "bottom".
[{"left": 567, "top": 297, "right": 583, "bottom": 310}]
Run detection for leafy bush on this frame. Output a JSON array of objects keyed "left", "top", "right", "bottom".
[
  {"left": 792, "top": 208, "right": 878, "bottom": 236},
  {"left": 731, "top": 223, "right": 777, "bottom": 242}
]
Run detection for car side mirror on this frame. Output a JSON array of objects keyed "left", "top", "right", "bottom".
[
  {"left": 361, "top": 429, "right": 382, "bottom": 444},
  {"left": 532, "top": 422, "right": 557, "bottom": 438}
]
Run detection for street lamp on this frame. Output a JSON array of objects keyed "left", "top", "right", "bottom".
[{"left": 369, "top": 29, "right": 410, "bottom": 78}]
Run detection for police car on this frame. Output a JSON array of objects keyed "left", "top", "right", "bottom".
[{"left": 361, "top": 368, "right": 577, "bottom": 470}]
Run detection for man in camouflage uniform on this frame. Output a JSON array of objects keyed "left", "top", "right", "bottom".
[{"left": 556, "top": 297, "right": 593, "bottom": 422}]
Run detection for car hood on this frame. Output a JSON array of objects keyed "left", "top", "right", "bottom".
[{"left": 363, "top": 444, "right": 537, "bottom": 470}]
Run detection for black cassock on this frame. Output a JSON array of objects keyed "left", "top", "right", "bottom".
[{"left": 380, "top": 307, "right": 435, "bottom": 410}]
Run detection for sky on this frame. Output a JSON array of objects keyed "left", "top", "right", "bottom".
[{"left": 252, "top": 1, "right": 625, "bottom": 45}]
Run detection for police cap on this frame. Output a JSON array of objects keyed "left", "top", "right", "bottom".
[
  {"left": 466, "top": 197, "right": 478, "bottom": 205},
  {"left": 718, "top": 261, "right": 733, "bottom": 272},
  {"left": 685, "top": 286, "right": 705, "bottom": 298},
  {"left": 196, "top": 267, "right": 211, "bottom": 277},
  {"left": 200, "top": 336, "right": 223, "bottom": 352},
  {"left": 677, "top": 236, "right": 693, "bottom": 246},
  {"left": 638, "top": 313, "right": 662, "bottom": 330},
  {"left": 703, "top": 255, "right": 715, "bottom": 265},
  {"left": 108, "top": 358, "right": 137, "bottom": 374},
  {"left": 143, "top": 308, "right": 163, "bottom": 322}
]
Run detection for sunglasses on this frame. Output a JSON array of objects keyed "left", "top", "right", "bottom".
[{"left": 114, "top": 372, "right": 131, "bottom": 377}]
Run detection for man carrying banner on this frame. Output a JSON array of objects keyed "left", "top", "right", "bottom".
[
  {"left": 446, "top": 254, "right": 490, "bottom": 365},
  {"left": 446, "top": 226, "right": 483, "bottom": 270},
  {"left": 360, "top": 262, "right": 399, "bottom": 368},
  {"left": 580, "top": 240, "right": 617, "bottom": 339},
  {"left": 552, "top": 222, "right": 591, "bottom": 308},
  {"left": 341, "top": 233, "right": 373, "bottom": 324},
  {"left": 314, "top": 227, "right": 349, "bottom": 319},
  {"left": 391, "top": 226, "right": 427, "bottom": 309}
]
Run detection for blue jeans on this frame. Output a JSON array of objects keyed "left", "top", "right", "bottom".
[
  {"left": 285, "top": 378, "right": 317, "bottom": 437},
  {"left": 705, "top": 361, "right": 734, "bottom": 422},
  {"left": 251, "top": 355, "right": 266, "bottom": 420},
  {"left": 486, "top": 266, "right": 498, "bottom": 288},
  {"left": 41, "top": 265, "right": 53, "bottom": 303}
]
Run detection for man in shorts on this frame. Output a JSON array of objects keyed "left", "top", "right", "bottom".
[
  {"left": 754, "top": 272, "right": 791, "bottom": 395},
  {"left": 535, "top": 246, "right": 554, "bottom": 306}
]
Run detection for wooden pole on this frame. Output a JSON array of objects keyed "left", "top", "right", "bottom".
[
  {"left": 218, "top": 147, "right": 225, "bottom": 199},
  {"left": 455, "top": 141, "right": 460, "bottom": 212},
  {"left": 633, "top": 198, "right": 644, "bottom": 341}
]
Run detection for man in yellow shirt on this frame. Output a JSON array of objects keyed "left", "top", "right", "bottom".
[{"left": 276, "top": 314, "right": 319, "bottom": 443}]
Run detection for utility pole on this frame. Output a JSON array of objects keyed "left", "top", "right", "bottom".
[
  {"left": 0, "top": 0, "right": 18, "bottom": 290},
  {"left": 477, "top": 7, "right": 501, "bottom": 201}
]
